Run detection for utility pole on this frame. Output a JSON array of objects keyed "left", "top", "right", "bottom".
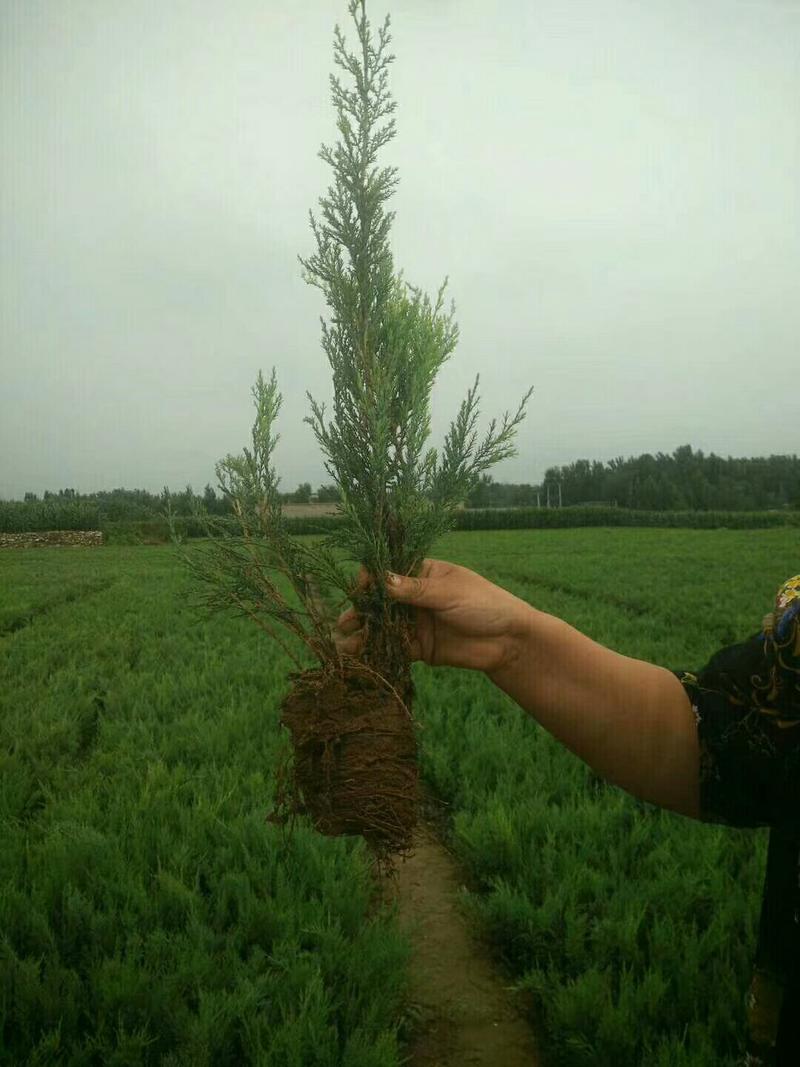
[
  {"left": 546, "top": 484, "right": 550, "bottom": 508},
  {"left": 558, "top": 481, "right": 562, "bottom": 508}
]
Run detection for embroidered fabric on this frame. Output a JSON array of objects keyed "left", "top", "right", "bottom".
[{"left": 672, "top": 575, "right": 800, "bottom": 1065}]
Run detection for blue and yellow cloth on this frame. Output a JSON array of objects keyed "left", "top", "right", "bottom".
[{"left": 673, "top": 575, "right": 800, "bottom": 1065}]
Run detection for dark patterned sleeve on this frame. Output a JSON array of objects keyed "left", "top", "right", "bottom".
[{"left": 672, "top": 667, "right": 800, "bottom": 831}]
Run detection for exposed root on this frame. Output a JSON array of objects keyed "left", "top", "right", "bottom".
[{"left": 269, "top": 664, "right": 419, "bottom": 858}]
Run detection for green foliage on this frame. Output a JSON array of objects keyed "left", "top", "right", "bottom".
[
  {"left": 298, "top": 9, "right": 534, "bottom": 570},
  {"left": 0, "top": 499, "right": 101, "bottom": 533},
  {"left": 166, "top": 0, "right": 532, "bottom": 680},
  {"left": 453, "top": 505, "right": 800, "bottom": 531},
  {"left": 0, "top": 489, "right": 235, "bottom": 534},
  {"left": 289, "top": 483, "right": 313, "bottom": 504},
  {"left": 100, "top": 518, "right": 200, "bottom": 545},
  {"left": 409, "top": 525, "right": 797, "bottom": 1066},
  {"left": 0, "top": 544, "right": 408, "bottom": 1065},
  {"left": 4, "top": 498, "right": 797, "bottom": 545},
  {"left": 2, "top": 447, "right": 797, "bottom": 535},
  {"left": 466, "top": 474, "right": 539, "bottom": 508},
  {"left": 3, "top": 528, "right": 795, "bottom": 1062},
  {"left": 93, "top": 506, "right": 795, "bottom": 553},
  {"left": 102, "top": 516, "right": 345, "bottom": 546},
  {"left": 541, "top": 445, "right": 800, "bottom": 511},
  {"left": 316, "top": 484, "right": 343, "bottom": 503},
  {"left": 165, "top": 371, "right": 353, "bottom": 672}
]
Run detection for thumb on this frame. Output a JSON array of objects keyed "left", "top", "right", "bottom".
[{"left": 385, "top": 571, "right": 445, "bottom": 609}]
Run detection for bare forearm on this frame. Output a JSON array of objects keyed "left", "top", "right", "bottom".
[{"left": 489, "top": 606, "right": 701, "bottom": 820}]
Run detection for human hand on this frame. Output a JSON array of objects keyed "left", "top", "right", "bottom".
[{"left": 333, "top": 558, "right": 532, "bottom": 675}]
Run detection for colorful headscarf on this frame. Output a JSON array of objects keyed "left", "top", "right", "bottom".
[
  {"left": 693, "top": 575, "right": 800, "bottom": 724},
  {"left": 756, "top": 574, "right": 800, "bottom": 724}
]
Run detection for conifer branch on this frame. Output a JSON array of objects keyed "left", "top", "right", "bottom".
[{"left": 170, "top": 0, "right": 534, "bottom": 681}]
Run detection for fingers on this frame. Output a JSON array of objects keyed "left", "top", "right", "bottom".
[
  {"left": 335, "top": 559, "right": 445, "bottom": 663},
  {"left": 335, "top": 607, "right": 361, "bottom": 634},
  {"left": 357, "top": 564, "right": 371, "bottom": 589},
  {"left": 333, "top": 627, "right": 422, "bottom": 662},
  {"left": 333, "top": 623, "right": 423, "bottom": 663},
  {"left": 348, "top": 560, "right": 440, "bottom": 599},
  {"left": 333, "top": 590, "right": 366, "bottom": 657},
  {"left": 384, "top": 562, "right": 451, "bottom": 610},
  {"left": 333, "top": 605, "right": 361, "bottom": 644},
  {"left": 349, "top": 565, "right": 373, "bottom": 597},
  {"left": 334, "top": 631, "right": 363, "bottom": 655}
]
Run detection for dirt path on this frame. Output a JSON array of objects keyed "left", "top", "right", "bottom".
[
  {"left": 379, "top": 820, "right": 542, "bottom": 1067},
  {"left": 307, "top": 576, "right": 542, "bottom": 1064}
]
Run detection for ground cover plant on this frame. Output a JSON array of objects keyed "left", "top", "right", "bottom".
[
  {"left": 1, "top": 526, "right": 797, "bottom": 1063},
  {"left": 453, "top": 505, "right": 800, "bottom": 532},
  {"left": 413, "top": 525, "right": 798, "bottom": 1065},
  {"left": 166, "top": 0, "right": 531, "bottom": 858},
  {"left": 0, "top": 549, "right": 118, "bottom": 637},
  {"left": 0, "top": 543, "right": 411, "bottom": 1065}
]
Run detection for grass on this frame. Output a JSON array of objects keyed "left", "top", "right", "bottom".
[
  {"left": 1, "top": 526, "right": 797, "bottom": 1064},
  {"left": 412, "top": 526, "right": 798, "bottom": 1065},
  {"left": 0, "top": 544, "right": 408, "bottom": 1065}
]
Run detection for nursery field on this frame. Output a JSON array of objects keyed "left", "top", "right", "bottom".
[{"left": 1, "top": 526, "right": 798, "bottom": 1065}]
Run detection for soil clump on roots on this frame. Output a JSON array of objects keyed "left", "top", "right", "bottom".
[{"left": 274, "top": 664, "right": 419, "bottom": 858}]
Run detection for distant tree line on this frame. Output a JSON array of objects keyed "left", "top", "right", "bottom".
[
  {"left": 4, "top": 446, "right": 798, "bottom": 529},
  {"left": 11, "top": 482, "right": 344, "bottom": 520},
  {"left": 466, "top": 445, "right": 800, "bottom": 510}
]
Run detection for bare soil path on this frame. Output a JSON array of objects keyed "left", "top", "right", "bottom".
[
  {"left": 307, "top": 574, "right": 542, "bottom": 1064},
  {"left": 379, "top": 819, "right": 542, "bottom": 1066}
]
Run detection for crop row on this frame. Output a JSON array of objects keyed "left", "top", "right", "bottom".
[
  {"left": 2, "top": 528, "right": 796, "bottom": 1063},
  {"left": 2, "top": 503, "right": 799, "bottom": 540}
]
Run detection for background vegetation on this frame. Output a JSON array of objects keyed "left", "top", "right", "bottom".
[
  {"left": 2, "top": 445, "right": 798, "bottom": 537},
  {"left": 2, "top": 527, "right": 797, "bottom": 1063},
  {"left": 468, "top": 445, "right": 800, "bottom": 510},
  {"left": 1, "top": 543, "right": 409, "bottom": 1066}
]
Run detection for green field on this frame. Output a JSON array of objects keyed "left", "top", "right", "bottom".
[{"left": 1, "top": 527, "right": 797, "bottom": 1065}]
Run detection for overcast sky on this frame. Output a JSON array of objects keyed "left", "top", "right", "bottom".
[{"left": 1, "top": 0, "right": 798, "bottom": 500}]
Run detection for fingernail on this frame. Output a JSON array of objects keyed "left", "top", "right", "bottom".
[{"left": 386, "top": 572, "right": 400, "bottom": 586}]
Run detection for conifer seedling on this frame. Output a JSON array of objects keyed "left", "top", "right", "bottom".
[{"left": 166, "top": 0, "right": 533, "bottom": 857}]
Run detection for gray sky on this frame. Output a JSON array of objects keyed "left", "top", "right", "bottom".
[{"left": 2, "top": 0, "right": 798, "bottom": 500}]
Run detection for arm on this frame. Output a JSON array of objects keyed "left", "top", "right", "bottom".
[
  {"left": 488, "top": 605, "right": 702, "bottom": 820},
  {"left": 337, "top": 561, "right": 703, "bottom": 821}
]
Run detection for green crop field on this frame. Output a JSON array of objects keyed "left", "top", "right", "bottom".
[{"left": 1, "top": 527, "right": 797, "bottom": 1065}]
